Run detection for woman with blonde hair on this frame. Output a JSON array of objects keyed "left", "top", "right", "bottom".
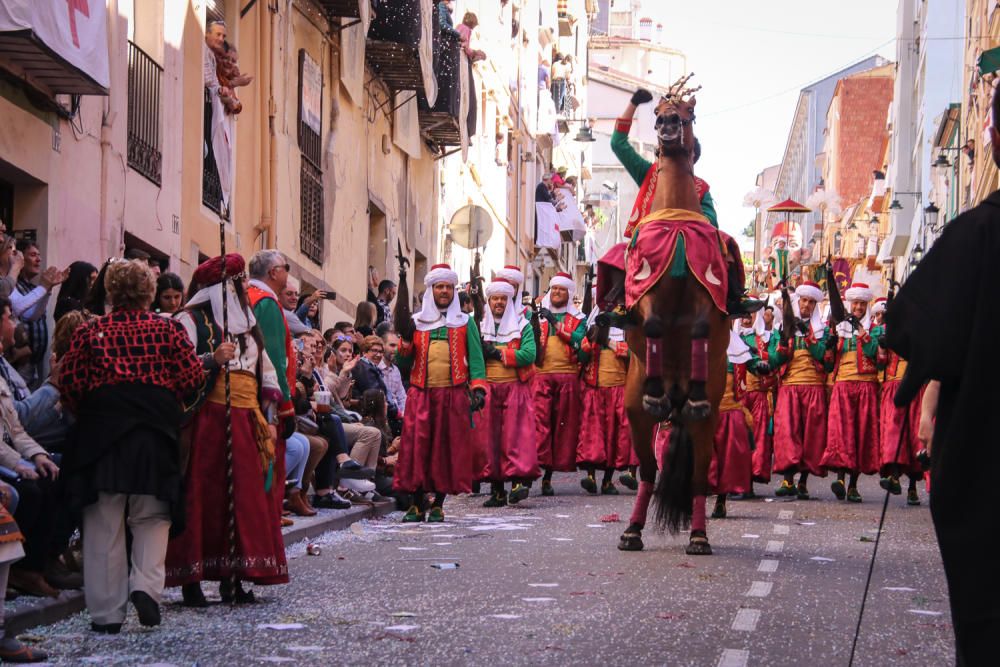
[{"left": 60, "top": 259, "right": 204, "bottom": 633}]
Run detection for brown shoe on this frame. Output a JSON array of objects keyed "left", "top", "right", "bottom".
[
  {"left": 8, "top": 568, "right": 59, "bottom": 598},
  {"left": 285, "top": 488, "right": 317, "bottom": 517},
  {"left": 44, "top": 558, "right": 83, "bottom": 590},
  {"left": 280, "top": 516, "right": 294, "bottom": 527}
]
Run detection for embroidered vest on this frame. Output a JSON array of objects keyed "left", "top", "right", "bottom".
[
  {"left": 408, "top": 325, "right": 472, "bottom": 389},
  {"left": 537, "top": 315, "right": 583, "bottom": 366}
]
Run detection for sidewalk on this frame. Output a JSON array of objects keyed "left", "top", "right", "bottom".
[{"left": 4, "top": 501, "right": 395, "bottom": 636}]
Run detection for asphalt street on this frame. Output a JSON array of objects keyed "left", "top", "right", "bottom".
[{"left": 25, "top": 473, "right": 952, "bottom": 666}]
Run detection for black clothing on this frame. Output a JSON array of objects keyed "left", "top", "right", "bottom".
[
  {"left": 535, "top": 182, "right": 553, "bottom": 204},
  {"left": 885, "top": 189, "right": 1000, "bottom": 666},
  {"left": 62, "top": 383, "right": 187, "bottom": 535}
]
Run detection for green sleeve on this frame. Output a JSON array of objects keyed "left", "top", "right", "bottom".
[
  {"left": 466, "top": 319, "right": 486, "bottom": 382},
  {"left": 253, "top": 298, "right": 291, "bottom": 401},
  {"left": 611, "top": 129, "right": 652, "bottom": 186},
  {"left": 807, "top": 328, "right": 828, "bottom": 363},
  {"left": 515, "top": 323, "right": 536, "bottom": 367},
  {"left": 701, "top": 190, "right": 719, "bottom": 228},
  {"left": 861, "top": 326, "right": 882, "bottom": 360},
  {"left": 570, "top": 318, "right": 588, "bottom": 352}
]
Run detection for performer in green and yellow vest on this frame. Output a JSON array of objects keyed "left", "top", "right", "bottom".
[
  {"left": 533, "top": 272, "right": 587, "bottom": 496},
  {"left": 394, "top": 264, "right": 487, "bottom": 523},
  {"left": 477, "top": 278, "right": 539, "bottom": 508},
  {"left": 820, "top": 283, "right": 882, "bottom": 503},
  {"left": 577, "top": 309, "right": 635, "bottom": 495},
  {"left": 612, "top": 88, "right": 761, "bottom": 316},
  {"left": 872, "top": 298, "right": 923, "bottom": 505}
]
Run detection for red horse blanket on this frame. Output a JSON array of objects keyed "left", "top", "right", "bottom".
[{"left": 623, "top": 209, "right": 730, "bottom": 314}]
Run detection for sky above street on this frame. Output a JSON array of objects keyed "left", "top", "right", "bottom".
[{"left": 641, "top": 1, "right": 900, "bottom": 243}]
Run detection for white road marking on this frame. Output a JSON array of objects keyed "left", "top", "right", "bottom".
[
  {"left": 907, "top": 609, "right": 943, "bottom": 616},
  {"left": 521, "top": 597, "right": 556, "bottom": 603},
  {"left": 758, "top": 559, "right": 779, "bottom": 573},
  {"left": 811, "top": 556, "right": 835, "bottom": 562},
  {"left": 883, "top": 586, "right": 916, "bottom": 592},
  {"left": 746, "top": 581, "right": 773, "bottom": 598},
  {"left": 528, "top": 583, "right": 559, "bottom": 588},
  {"left": 778, "top": 510, "right": 794, "bottom": 520},
  {"left": 765, "top": 540, "right": 784, "bottom": 554},
  {"left": 773, "top": 524, "right": 790, "bottom": 535},
  {"left": 717, "top": 648, "right": 750, "bottom": 667},
  {"left": 731, "top": 608, "right": 761, "bottom": 632}
]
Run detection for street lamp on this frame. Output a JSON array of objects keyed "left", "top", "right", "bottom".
[
  {"left": 912, "top": 243, "right": 924, "bottom": 263},
  {"left": 923, "top": 203, "right": 940, "bottom": 231}
]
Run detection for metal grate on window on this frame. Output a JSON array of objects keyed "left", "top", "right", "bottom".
[
  {"left": 127, "top": 41, "right": 163, "bottom": 185},
  {"left": 300, "top": 161, "right": 324, "bottom": 264}
]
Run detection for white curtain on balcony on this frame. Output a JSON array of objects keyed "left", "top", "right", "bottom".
[
  {"left": 340, "top": 17, "right": 367, "bottom": 108},
  {"left": 535, "top": 202, "right": 561, "bottom": 249},
  {"left": 418, "top": 0, "right": 438, "bottom": 107},
  {"left": 555, "top": 188, "right": 586, "bottom": 241}
]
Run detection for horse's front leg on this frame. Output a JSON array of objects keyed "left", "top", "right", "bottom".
[
  {"left": 683, "top": 317, "right": 711, "bottom": 421},
  {"left": 621, "top": 360, "right": 659, "bottom": 552}
]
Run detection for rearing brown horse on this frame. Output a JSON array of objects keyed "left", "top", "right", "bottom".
[{"left": 618, "top": 78, "right": 729, "bottom": 556}]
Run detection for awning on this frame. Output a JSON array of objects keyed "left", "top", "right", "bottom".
[
  {"left": 0, "top": 0, "right": 109, "bottom": 95},
  {"left": 978, "top": 45, "right": 1000, "bottom": 77}
]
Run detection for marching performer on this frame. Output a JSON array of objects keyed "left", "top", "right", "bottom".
[
  {"left": 478, "top": 279, "right": 539, "bottom": 507},
  {"left": 820, "top": 283, "right": 882, "bottom": 503},
  {"left": 770, "top": 282, "right": 832, "bottom": 499},
  {"left": 873, "top": 298, "right": 923, "bottom": 505},
  {"left": 577, "top": 309, "right": 634, "bottom": 495},
  {"left": 533, "top": 272, "right": 587, "bottom": 496},
  {"left": 710, "top": 327, "right": 767, "bottom": 518},
  {"left": 394, "top": 264, "right": 488, "bottom": 522},
  {"left": 739, "top": 306, "right": 779, "bottom": 497}
]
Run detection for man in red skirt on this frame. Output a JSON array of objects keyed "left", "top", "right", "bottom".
[
  {"left": 533, "top": 273, "right": 587, "bottom": 496},
  {"left": 738, "top": 307, "right": 779, "bottom": 497},
  {"left": 478, "top": 279, "right": 539, "bottom": 507},
  {"left": 821, "top": 283, "right": 881, "bottom": 503},
  {"left": 770, "top": 282, "right": 833, "bottom": 500},
  {"left": 577, "top": 309, "right": 633, "bottom": 495},
  {"left": 394, "top": 264, "right": 487, "bottom": 522},
  {"left": 873, "top": 298, "right": 923, "bottom": 505}
]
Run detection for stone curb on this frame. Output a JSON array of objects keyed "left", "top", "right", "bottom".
[{"left": 5, "top": 501, "right": 396, "bottom": 635}]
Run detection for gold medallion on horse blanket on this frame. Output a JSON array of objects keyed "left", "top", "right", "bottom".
[{"left": 624, "top": 208, "right": 730, "bottom": 313}]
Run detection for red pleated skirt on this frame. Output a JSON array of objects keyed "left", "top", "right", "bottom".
[
  {"left": 743, "top": 390, "right": 772, "bottom": 483},
  {"left": 879, "top": 380, "right": 924, "bottom": 474},
  {"left": 533, "top": 373, "right": 582, "bottom": 472},
  {"left": 394, "top": 385, "right": 477, "bottom": 494},
  {"left": 773, "top": 384, "right": 827, "bottom": 476},
  {"left": 708, "top": 408, "right": 753, "bottom": 495},
  {"left": 165, "top": 402, "right": 288, "bottom": 587},
  {"left": 821, "top": 381, "right": 880, "bottom": 475},
  {"left": 577, "top": 384, "right": 632, "bottom": 469},
  {"left": 479, "top": 381, "right": 540, "bottom": 482}
]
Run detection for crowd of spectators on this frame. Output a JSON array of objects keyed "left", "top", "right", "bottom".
[{"left": 0, "top": 229, "right": 415, "bottom": 650}]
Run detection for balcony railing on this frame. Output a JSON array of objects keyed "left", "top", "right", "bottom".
[
  {"left": 367, "top": 0, "right": 426, "bottom": 93},
  {"left": 202, "top": 89, "right": 226, "bottom": 218},
  {"left": 127, "top": 42, "right": 163, "bottom": 186}
]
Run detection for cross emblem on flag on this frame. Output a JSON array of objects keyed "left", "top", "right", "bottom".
[{"left": 64, "top": 0, "right": 91, "bottom": 48}]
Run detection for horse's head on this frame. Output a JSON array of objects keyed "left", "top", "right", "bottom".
[{"left": 655, "top": 74, "right": 701, "bottom": 161}]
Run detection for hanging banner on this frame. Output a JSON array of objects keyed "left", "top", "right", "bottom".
[{"left": 0, "top": 0, "right": 110, "bottom": 90}]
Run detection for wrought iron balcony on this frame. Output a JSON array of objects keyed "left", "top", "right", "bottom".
[
  {"left": 366, "top": 0, "right": 426, "bottom": 94},
  {"left": 127, "top": 42, "right": 162, "bottom": 186}
]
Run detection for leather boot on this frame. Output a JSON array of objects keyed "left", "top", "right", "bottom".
[{"left": 286, "top": 488, "right": 317, "bottom": 517}]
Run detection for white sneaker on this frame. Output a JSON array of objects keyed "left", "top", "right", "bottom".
[{"left": 340, "top": 478, "right": 376, "bottom": 494}]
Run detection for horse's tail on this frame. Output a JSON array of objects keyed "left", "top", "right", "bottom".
[{"left": 654, "top": 419, "right": 694, "bottom": 534}]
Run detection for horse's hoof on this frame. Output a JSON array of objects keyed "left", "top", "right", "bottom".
[
  {"left": 682, "top": 399, "right": 711, "bottom": 421},
  {"left": 685, "top": 538, "right": 713, "bottom": 556},
  {"left": 642, "top": 395, "right": 671, "bottom": 420},
  {"left": 618, "top": 532, "right": 644, "bottom": 551}
]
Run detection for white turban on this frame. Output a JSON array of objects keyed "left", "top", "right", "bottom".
[
  {"left": 753, "top": 294, "right": 780, "bottom": 342},
  {"left": 871, "top": 298, "right": 887, "bottom": 315},
  {"left": 495, "top": 265, "right": 524, "bottom": 287},
  {"left": 836, "top": 283, "right": 872, "bottom": 338},
  {"left": 414, "top": 263, "right": 468, "bottom": 331},
  {"left": 482, "top": 279, "right": 526, "bottom": 343},
  {"left": 844, "top": 282, "right": 873, "bottom": 303},
  {"left": 794, "top": 281, "right": 824, "bottom": 303},
  {"left": 791, "top": 292, "right": 825, "bottom": 338},
  {"left": 541, "top": 272, "right": 582, "bottom": 317}
]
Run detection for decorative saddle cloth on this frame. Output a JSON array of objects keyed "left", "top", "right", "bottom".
[{"left": 621, "top": 208, "right": 731, "bottom": 314}]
